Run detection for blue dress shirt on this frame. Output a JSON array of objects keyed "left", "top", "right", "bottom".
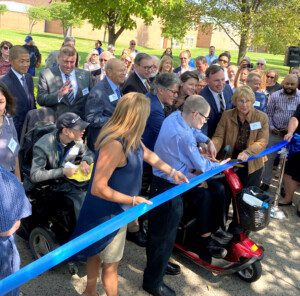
[{"left": 153, "top": 111, "right": 219, "bottom": 183}]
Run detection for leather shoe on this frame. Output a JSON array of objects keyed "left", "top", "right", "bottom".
[
  {"left": 260, "top": 183, "right": 269, "bottom": 192},
  {"left": 211, "top": 228, "right": 233, "bottom": 246},
  {"left": 126, "top": 230, "right": 147, "bottom": 247},
  {"left": 143, "top": 282, "right": 176, "bottom": 296},
  {"left": 206, "top": 240, "right": 227, "bottom": 259},
  {"left": 165, "top": 262, "right": 181, "bottom": 275}
]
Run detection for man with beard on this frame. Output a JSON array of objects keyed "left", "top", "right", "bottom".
[{"left": 260, "top": 74, "right": 300, "bottom": 191}]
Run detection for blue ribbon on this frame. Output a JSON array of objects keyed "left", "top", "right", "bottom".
[{"left": 0, "top": 140, "right": 289, "bottom": 295}]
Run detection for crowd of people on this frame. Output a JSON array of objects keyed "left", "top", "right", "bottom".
[{"left": 1, "top": 34, "right": 300, "bottom": 296}]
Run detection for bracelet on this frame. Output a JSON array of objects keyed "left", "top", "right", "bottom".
[
  {"left": 169, "top": 168, "right": 176, "bottom": 178},
  {"left": 132, "top": 195, "right": 137, "bottom": 206}
]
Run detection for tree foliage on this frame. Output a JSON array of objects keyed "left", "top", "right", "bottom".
[
  {"left": 27, "top": 6, "right": 51, "bottom": 34},
  {"left": 200, "top": 0, "right": 300, "bottom": 61},
  {"left": 0, "top": 4, "right": 7, "bottom": 14},
  {"left": 65, "top": 0, "right": 183, "bottom": 45},
  {"left": 50, "top": 1, "right": 83, "bottom": 37},
  {"left": 252, "top": 0, "right": 300, "bottom": 54},
  {"left": 159, "top": 0, "right": 202, "bottom": 45}
]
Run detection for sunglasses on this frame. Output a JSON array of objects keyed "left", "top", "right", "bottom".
[
  {"left": 219, "top": 59, "right": 229, "bottom": 63},
  {"left": 100, "top": 59, "right": 108, "bottom": 62},
  {"left": 266, "top": 75, "right": 275, "bottom": 79},
  {"left": 130, "top": 43, "right": 136, "bottom": 45},
  {"left": 2, "top": 46, "right": 10, "bottom": 50},
  {"left": 92, "top": 54, "right": 99, "bottom": 56},
  {"left": 257, "top": 63, "right": 264, "bottom": 66}
]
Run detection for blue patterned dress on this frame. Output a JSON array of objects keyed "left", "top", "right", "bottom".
[{"left": 0, "top": 167, "right": 32, "bottom": 296}]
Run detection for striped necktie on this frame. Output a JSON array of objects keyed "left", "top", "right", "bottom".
[
  {"left": 115, "top": 87, "right": 122, "bottom": 99},
  {"left": 65, "top": 74, "right": 75, "bottom": 104},
  {"left": 145, "top": 79, "right": 151, "bottom": 91},
  {"left": 218, "top": 93, "right": 225, "bottom": 113}
]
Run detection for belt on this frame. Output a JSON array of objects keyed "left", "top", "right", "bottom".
[{"left": 271, "top": 129, "right": 287, "bottom": 137}]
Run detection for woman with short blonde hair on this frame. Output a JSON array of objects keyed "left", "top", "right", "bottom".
[
  {"left": 73, "top": 92, "right": 188, "bottom": 296},
  {"left": 212, "top": 85, "right": 269, "bottom": 187}
]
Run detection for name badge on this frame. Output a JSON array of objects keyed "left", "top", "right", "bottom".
[
  {"left": 253, "top": 101, "right": 261, "bottom": 107},
  {"left": 109, "top": 93, "right": 119, "bottom": 102},
  {"left": 250, "top": 122, "right": 262, "bottom": 131},
  {"left": 8, "top": 138, "right": 18, "bottom": 153},
  {"left": 287, "top": 104, "right": 296, "bottom": 111},
  {"left": 82, "top": 87, "right": 89, "bottom": 96},
  {"left": 68, "top": 146, "right": 80, "bottom": 156}
]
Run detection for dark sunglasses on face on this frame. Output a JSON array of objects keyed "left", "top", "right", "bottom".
[
  {"left": 267, "top": 75, "right": 275, "bottom": 79},
  {"left": 2, "top": 46, "right": 10, "bottom": 50},
  {"left": 257, "top": 63, "right": 264, "bottom": 66},
  {"left": 100, "top": 59, "right": 108, "bottom": 62},
  {"left": 219, "top": 59, "right": 228, "bottom": 63},
  {"left": 130, "top": 43, "right": 136, "bottom": 46}
]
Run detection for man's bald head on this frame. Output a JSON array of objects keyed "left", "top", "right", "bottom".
[
  {"left": 282, "top": 74, "right": 298, "bottom": 96},
  {"left": 105, "top": 58, "right": 126, "bottom": 85}
]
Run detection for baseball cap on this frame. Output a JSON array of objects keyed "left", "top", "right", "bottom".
[
  {"left": 56, "top": 112, "right": 89, "bottom": 131},
  {"left": 25, "top": 35, "right": 33, "bottom": 43}
]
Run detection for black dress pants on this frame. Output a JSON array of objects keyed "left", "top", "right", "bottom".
[{"left": 143, "top": 176, "right": 183, "bottom": 288}]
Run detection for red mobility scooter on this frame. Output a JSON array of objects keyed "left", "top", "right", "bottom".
[{"left": 174, "top": 166, "right": 271, "bottom": 283}]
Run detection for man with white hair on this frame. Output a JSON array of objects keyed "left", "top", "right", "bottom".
[
  {"left": 150, "top": 55, "right": 160, "bottom": 82},
  {"left": 256, "top": 58, "right": 266, "bottom": 70},
  {"left": 99, "top": 51, "right": 113, "bottom": 80}
]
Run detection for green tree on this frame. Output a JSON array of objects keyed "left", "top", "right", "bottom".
[
  {"left": 27, "top": 6, "right": 51, "bottom": 34},
  {"left": 49, "top": 1, "right": 83, "bottom": 37},
  {"left": 199, "top": 0, "right": 272, "bottom": 62},
  {"left": 252, "top": 0, "right": 300, "bottom": 54},
  {"left": 66, "top": 0, "right": 182, "bottom": 45},
  {"left": 160, "top": 0, "right": 202, "bottom": 46},
  {"left": 0, "top": 4, "right": 7, "bottom": 27}
]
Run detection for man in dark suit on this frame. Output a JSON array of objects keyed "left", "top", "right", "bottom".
[
  {"left": 142, "top": 73, "right": 180, "bottom": 191},
  {"left": 200, "top": 65, "right": 233, "bottom": 137},
  {"left": 1, "top": 45, "right": 35, "bottom": 140},
  {"left": 37, "top": 46, "right": 92, "bottom": 119},
  {"left": 122, "top": 53, "right": 153, "bottom": 94},
  {"left": 85, "top": 59, "right": 126, "bottom": 151}
]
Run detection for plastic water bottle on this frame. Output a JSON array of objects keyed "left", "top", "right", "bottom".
[{"left": 242, "top": 193, "right": 264, "bottom": 207}]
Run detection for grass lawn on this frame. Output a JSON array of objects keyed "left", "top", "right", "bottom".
[{"left": 1, "top": 28, "right": 291, "bottom": 83}]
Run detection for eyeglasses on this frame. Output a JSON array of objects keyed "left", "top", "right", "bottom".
[
  {"left": 92, "top": 54, "right": 99, "bottom": 56},
  {"left": 193, "top": 111, "right": 209, "bottom": 121},
  {"left": 165, "top": 88, "right": 179, "bottom": 95},
  {"left": 219, "top": 59, "right": 228, "bottom": 64},
  {"left": 139, "top": 65, "right": 152, "bottom": 70},
  {"left": 100, "top": 58, "right": 108, "bottom": 62},
  {"left": 2, "top": 46, "right": 10, "bottom": 50},
  {"left": 266, "top": 75, "right": 275, "bottom": 79},
  {"left": 257, "top": 63, "right": 264, "bottom": 66},
  {"left": 130, "top": 43, "right": 136, "bottom": 46}
]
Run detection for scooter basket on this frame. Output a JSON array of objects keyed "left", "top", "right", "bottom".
[{"left": 238, "top": 186, "right": 272, "bottom": 231}]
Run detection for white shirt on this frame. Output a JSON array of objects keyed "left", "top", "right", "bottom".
[
  {"left": 11, "top": 68, "right": 24, "bottom": 86},
  {"left": 59, "top": 68, "right": 78, "bottom": 98},
  {"left": 208, "top": 87, "right": 226, "bottom": 112}
]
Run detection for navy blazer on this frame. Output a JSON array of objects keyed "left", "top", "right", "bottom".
[
  {"left": 85, "top": 77, "right": 119, "bottom": 151},
  {"left": 1, "top": 69, "right": 35, "bottom": 140},
  {"left": 122, "top": 72, "right": 147, "bottom": 94},
  {"left": 200, "top": 84, "right": 233, "bottom": 138},
  {"left": 142, "top": 92, "right": 165, "bottom": 151}
]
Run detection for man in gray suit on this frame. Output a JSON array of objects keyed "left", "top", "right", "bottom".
[
  {"left": 37, "top": 46, "right": 92, "bottom": 119},
  {"left": 85, "top": 58, "right": 127, "bottom": 150}
]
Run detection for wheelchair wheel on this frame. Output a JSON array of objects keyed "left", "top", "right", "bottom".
[
  {"left": 29, "top": 227, "right": 59, "bottom": 259},
  {"left": 237, "top": 260, "right": 262, "bottom": 282}
]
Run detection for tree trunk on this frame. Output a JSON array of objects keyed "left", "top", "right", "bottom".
[{"left": 29, "top": 20, "right": 36, "bottom": 34}]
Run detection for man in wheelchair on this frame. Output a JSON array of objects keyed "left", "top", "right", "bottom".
[{"left": 30, "top": 112, "right": 94, "bottom": 220}]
